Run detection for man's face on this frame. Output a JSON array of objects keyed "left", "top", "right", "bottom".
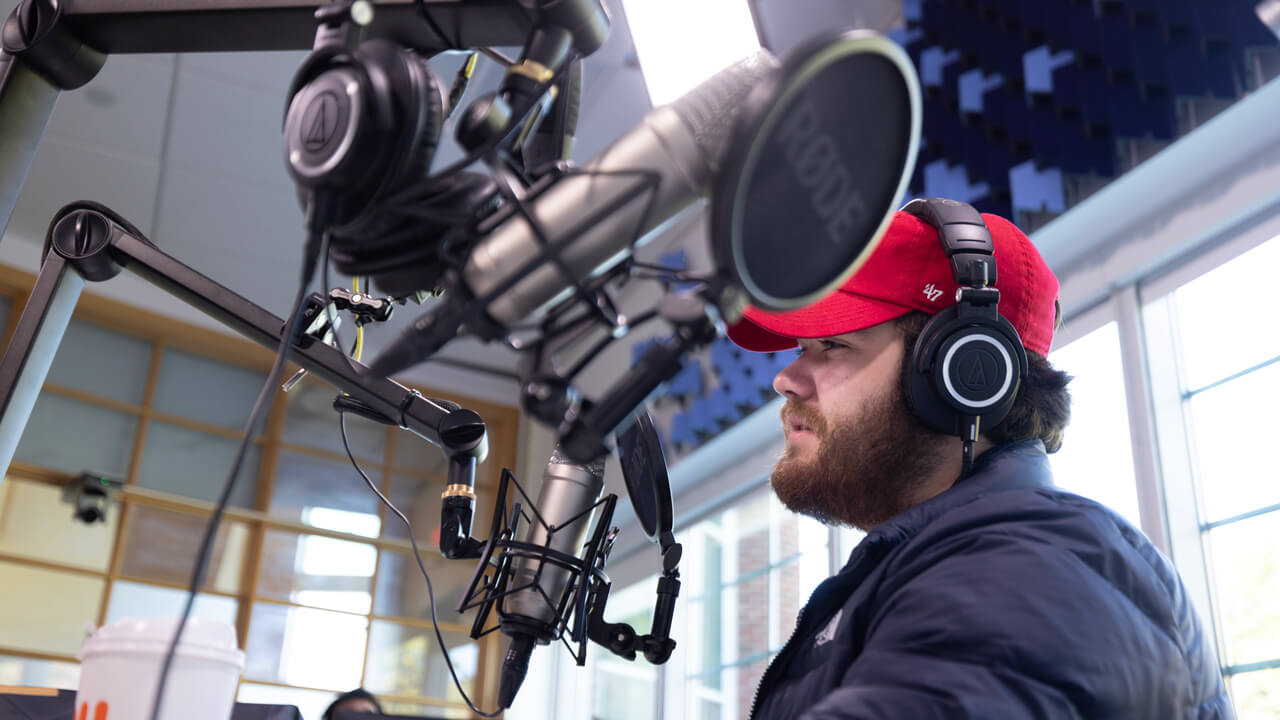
[{"left": 770, "top": 320, "right": 949, "bottom": 530}]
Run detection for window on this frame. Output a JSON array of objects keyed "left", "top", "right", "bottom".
[
  {"left": 666, "top": 488, "right": 829, "bottom": 720},
  {"left": 1145, "top": 233, "right": 1280, "bottom": 714},
  {"left": 1047, "top": 321, "right": 1142, "bottom": 527},
  {"left": 0, "top": 276, "right": 521, "bottom": 715},
  {"left": 588, "top": 578, "right": 661, "bottom": 720}
]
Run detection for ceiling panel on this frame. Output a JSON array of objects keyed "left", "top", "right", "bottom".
[
  {"left": 163, "top": 59, "right": 297, "bottom": 191},
  {"left": 181, "top": 49, "right": 310, "bottom": 96},
  {"left": 151, "top": 165, "right": 306, "bottom": 314},
  {"left": 6, "top": 138, "right": 161, "bottom": 244},
  {"left": 43, "top": 54, "right": 176, "bottom": 161}
]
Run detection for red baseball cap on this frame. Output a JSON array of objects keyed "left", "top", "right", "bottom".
[{"left": 727, "top": 209, "right": 1059, "bottom": 355}]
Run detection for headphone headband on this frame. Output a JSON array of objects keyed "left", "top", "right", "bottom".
[{"left": 901, "top": 197, "right": 998, "bottom": 288}]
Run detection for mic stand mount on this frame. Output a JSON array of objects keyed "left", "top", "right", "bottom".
[
  {"left": 519, "top": 285, "right": 724, "bottom": 465},
  {"left": 587, "top": 528, "right": 681, "bottom": 664},
  {"left": 456, "top": 466, "right": 683, "bottom": 666},
  {"left": 0, "top": 202, "right": 489, "bottom": 499}
]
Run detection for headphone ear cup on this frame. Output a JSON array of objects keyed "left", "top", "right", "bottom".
[
  {"left": 366, "top": 38, "right": 445, "bottom": 193},
  {"left": 905, "top": 307, "right": 1028, "bottom": 436},
  {"left": 330, "top": 39, "right": 444, "bottom": 241},
  {"left": 954, "top": 314, "right": 1026, "bottom": 430},
  {"left": 904, "top": 307, "right": 964, "bottom": 435}
]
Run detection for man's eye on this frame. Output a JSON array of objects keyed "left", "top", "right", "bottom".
[{"left": 797, "top": 340, "right": 845, "bottom": 356}]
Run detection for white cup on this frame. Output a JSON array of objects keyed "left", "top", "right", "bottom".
[{"left": 75, "top": 616, "right": 246, "bottom": 720}]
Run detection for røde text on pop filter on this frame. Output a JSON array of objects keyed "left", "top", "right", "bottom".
[{"left": 712, "top": 29, "right": 921, "bottom": 314}]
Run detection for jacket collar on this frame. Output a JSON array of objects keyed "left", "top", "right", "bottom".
[{"left": 846, "top": 438, "right": 1055, "bottom": 564}]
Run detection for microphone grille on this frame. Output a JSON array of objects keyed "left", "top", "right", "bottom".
[
  {"left": 549, "top": 445, "right": 607, "bottom": 478},
  {"left": 670, "top": 51, "right": 778, "bottom": 175}
]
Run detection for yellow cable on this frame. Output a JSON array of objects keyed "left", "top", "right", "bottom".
[
  {"left": 463, "top": 51, "right": 478, "bottom": 78},
  {"left": 352, "top": 277, "right": 364, "bottom": 362}
]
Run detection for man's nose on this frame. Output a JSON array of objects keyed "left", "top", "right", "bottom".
[{"left": 773, "top": 357, "right": 813, "bottom": 401}]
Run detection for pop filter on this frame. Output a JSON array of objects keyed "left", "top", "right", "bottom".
[
  {"left": 616, "top": 411, "right": 673, "bottom": 543},
  {"left": 712, "top": 30, "right": 921, "bottom": 312}
]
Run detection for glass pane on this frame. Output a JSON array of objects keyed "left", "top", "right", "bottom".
[
  {"left": 364, "top": 620, "right": 476, "bottom": 703},
  {"left": 152, "top": 347, "right": 267, "bottom": 430},
  {"left": 773, "top": 515, "right": 829, "bottom": 649},
  {"left": 136, "top": 421, "right": 261, "bottom": 508},
  {"left": 0, "top": 654, "right": 80, "bottom": 690},
  {"left": 0, "top": 560, "right": 103, "bottom": 655},
  {"left": 593, "top": 656, "right": 658, "bottom": 720},
  {"left": 117, "top": 505, "right": 248, "bottom": 594},
  {"left": 838, "top": 526, "right": 866, "bottom": 565},
  {"left": 730, "top": 572, "right": 769, "bottom": 660},
  {"left": 1230, "top": 668, "right": 1280, "bottom": 719},
  {"left": 1173, "top": 235, "right": 1280, "bottom": 390},
  {"left": 257, "top": 530, "right": 375, "bottom": 614},
  {"left": 14, "top": 393, "right": 137, "bottom": 478},
  {"left": 383, "top": 472, "right": 446, "bottom": 542},
  {"left": 237, "top": 681, "right": 338, "bottom": 720},
  {"left": 1207, "top": 511, "right": 1280, "bottom": 666},
  {"left": 47, "top": 319, "right": 152, "bottom": 405},
  {"left": 392, "top": 430, "right": 448, "bottom": 474},
  {"left": 1187, "top": 361, "right": 1280, "bottom": 522},
  {"left": 282, "top": 378, "right": 387, "bottom": 461},
  {"left": 244, "top": 602, "right": 367, "bottom": 690},
  {"left": 0, "top": 476, "right": 117, "bottom": 571},
  {"left": 270, "top": 451, "right": 381, "bottom": 532},
  {"left": 734, "top": 657, "right": 770, "bottom": 720},
  {"left": 732, "top": 491, "right": 772, "bottom": 576},
  {"left": 104, "top": 580, "right": 238, "bottom": 629},
  {"left": 1048, "top": 322, "right": 1142, "bottom": 527},
  {"left": 374, "top": 548, "right": 476, "bottom": 622}
]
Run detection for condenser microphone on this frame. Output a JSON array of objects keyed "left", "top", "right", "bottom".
[
  {"left": 496, "top": 445, "right": 607, "bottom": 708},
  {"left": 369, "top": 51, "right": 778, "bottom": 377},
  {"left": 371, "top": 29, "right": 921, "bottom": 378}
]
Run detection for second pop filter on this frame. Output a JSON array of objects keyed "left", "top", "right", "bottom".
[{"left": 712, "top": 30, "right": 921, "bottom": 313}]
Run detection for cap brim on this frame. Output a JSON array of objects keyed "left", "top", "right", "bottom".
[{"left": 727, "top": 290, "right": 916, "bottom": 352}]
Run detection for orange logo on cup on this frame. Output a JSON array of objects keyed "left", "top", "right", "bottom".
[{"left": 76, "top": 700, "right": 109, "bottom": 720}]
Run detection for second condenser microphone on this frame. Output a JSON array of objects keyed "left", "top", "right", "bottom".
[{"left": 497, "top": 446, "right": 607, "bottom": 707}]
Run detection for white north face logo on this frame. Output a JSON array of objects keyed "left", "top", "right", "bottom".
[
  {"left": 814, "top": 609, "right": 843, "bottom": 648},
  {"left": 923, "top": 284, "right": 943, "bottom": 302}
]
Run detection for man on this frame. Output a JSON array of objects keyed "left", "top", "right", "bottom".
[{"left": 728, "top": 204, "right": 1231, "bottom": 719}]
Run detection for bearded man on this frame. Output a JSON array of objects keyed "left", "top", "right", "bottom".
[{"left": 728, "top": 201, "right": 1231, "bottom": 719}]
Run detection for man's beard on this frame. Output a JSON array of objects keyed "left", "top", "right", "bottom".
[{"left": 771, "top": 383, "right": 951, "bottom": 530}]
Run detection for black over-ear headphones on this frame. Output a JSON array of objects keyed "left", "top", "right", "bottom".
[
  {"left": 284, "top": 35, "right": 446, "bottom": 230},
  {"left": 282, "top": 27, "right": 499, "bottom": 296},
  {"left": 900, "top": 198, "right": 1028, "bottom": 469}
]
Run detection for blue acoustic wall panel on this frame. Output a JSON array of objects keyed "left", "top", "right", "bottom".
[{"left": 902, "top": 0, "right": 1277, "bottom": 233}]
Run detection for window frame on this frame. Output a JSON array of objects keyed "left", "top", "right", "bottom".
[{"left": 0, "top": 264, "right": 522, "bottom": 713}]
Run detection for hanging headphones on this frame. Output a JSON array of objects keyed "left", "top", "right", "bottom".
[
  {"left": 900, "top": 198, "right": 1028, "bottom": 455},
  {"left": 283, "top": 32, "right": 500, "bottom": 296},
  {"left": 284, "top": 36, "right": 446, "bottom": 230}
]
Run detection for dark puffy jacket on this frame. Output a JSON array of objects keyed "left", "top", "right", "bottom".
[{"left": 749, "top": 439, "right": 1232, "bottom": 720}]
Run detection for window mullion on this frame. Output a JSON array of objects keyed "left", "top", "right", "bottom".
[
  {"left": 1114, "top": 286, "right": 1172, "bottom": 553},
  {"left": 1140, "top": 293, "right": 1223, "bottom": 666}
]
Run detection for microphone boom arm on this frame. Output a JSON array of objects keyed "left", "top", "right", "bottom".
[{"left": 0, "top": 202, "right": 488, "bottom": 483}]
